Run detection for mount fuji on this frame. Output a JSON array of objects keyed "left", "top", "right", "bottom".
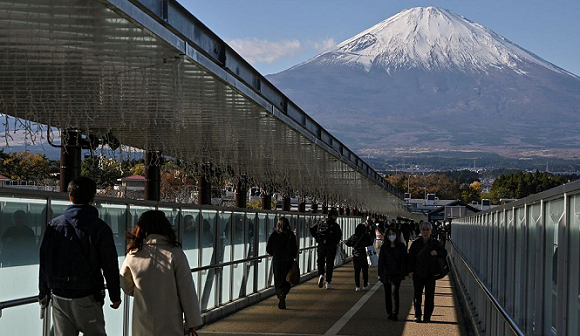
[{"left": 267, "top": 7, "right": 580, "bottom": 160}]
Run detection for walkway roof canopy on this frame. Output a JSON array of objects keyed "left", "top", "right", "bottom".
[{"left": 0, "top": 0, "right": 406, "bottom": 214}]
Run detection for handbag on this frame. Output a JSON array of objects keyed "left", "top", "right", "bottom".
[
  {"left": 366, "top": 245, "right": 378, "bottom": 267},
  {"left": 286, "top": 260, "right": 300, "bottom": 286},
  {"left": 334, "top": 243, "right": 343, "bottom": 266},
  {"left": 433, "top": 256, "right": 449, "bottom": 280}
]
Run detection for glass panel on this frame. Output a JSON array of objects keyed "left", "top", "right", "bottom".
[
  {"left": 127, "top": 205, "right": 156, "bottom": 232},
  {"left": 514, "top": 207, "right": 526, "bottom": 327},
  {"left": 199, "top": 211, "right": 217, "bottom": 311},
  {"left": 257, "top": 213, "right": 268, "bottom": 291},
  {"left": 182, "top": 210, "right": 200, "bottom": 268},
  {"left": 569, "top": 194, "right": 580, "bottom": 335},
  {"left": 96, "top": 203, "right": 127, "bottom": 258},
  {"left": 158, "top": 207, "right": 180, "bottom": 227},
  {"left": 0, "top": 304, "right": 42, "bottom": 335},
  {"left": 526, "top": 203, "right": 540, "bottom": 334},
  {"left": 245, "top": 213, "right": 257, "bottom": 296},
  {"left": 0, "top": 197, "right": 46, "bottom": 269},
  {"left": 231, "top": 212, "right": 245, "bottom": 300},
  {"left": 545, "top": 198, "right": 563, "bottom": 334},
  {"left": 219, "top": 211, "right": 232, "bottom": 304}
]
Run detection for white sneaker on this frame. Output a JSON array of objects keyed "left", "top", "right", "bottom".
[
  {"left": 355, "top": 287, "right": 361, "bottom": 292},
  {"left": 318, "top": 275, "right": 324, "bottom": 288},
  {"left": 363, "top": 283, "right": 370, "bottom": 290},
  {"left": 326, "top": 282, "right": 332, "bottom": 290}
]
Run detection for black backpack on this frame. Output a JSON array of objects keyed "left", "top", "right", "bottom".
[{"left": 314, "top": 220, "right": 335, "bottom": 245}]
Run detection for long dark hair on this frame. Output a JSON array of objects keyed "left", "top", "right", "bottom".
[
  {"left": 126, "top": 210, "right": 180, "bottom": 253},
  {"left": 275, "top": 217, "right": 291, "bottom": 234}
]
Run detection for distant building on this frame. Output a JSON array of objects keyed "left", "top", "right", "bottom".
[
  {"left": 0, "top": 174, "right": 9, "bottom": 187},
  {"left": 115, "top": 175, "right": 145, "bottom": 199}
]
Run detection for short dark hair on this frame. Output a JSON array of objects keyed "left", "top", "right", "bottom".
[
  {"left": 328, "top": 209, "right": 339, "bottom": 218},
  {"left": 67, "top": 177, "right": 97, "bottom": 204}
]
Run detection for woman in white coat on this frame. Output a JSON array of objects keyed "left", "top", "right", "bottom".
[{"left": 120, "top": 210, "right": 202, "bottom": 336}]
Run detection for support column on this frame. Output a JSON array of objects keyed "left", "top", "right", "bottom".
[
  {"left": 346, "top": 208, "right": 351, "bottom": 216},
  {"left": 144, "top": 151, "right": 161, "bottom": 202},
  {"left": 282, "top": 196, "right": 291, "bottom": 212},
  {"left": 261, "top": 193, "right": 272, "bottom": 210},
  {"left": 298, "top": 201, "right": 306, "bottom": 213},
  {"left": 198, "top": 164, "right": 211, "bottom": 205},
  {"left": 322, "top": 203, "right": 328, "bottom": 215},
  {"left": 235, "top": 178, "right": 247, "bottom": 208},
  {"left": 311, "top": 202, "right": 318, "bottom": 214},
  {"left": 339, "top": 207, "right": 344, "bottom": 216},
  {"left": 59, "top": 130, "right": 82, "bottom": 192}
]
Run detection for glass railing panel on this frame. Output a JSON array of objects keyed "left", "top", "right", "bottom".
[
  {"left": 514, "top": 207, "right": 526, "bottom": 327},
  {"left": 526, "top": 202, "right": 541, "bottom": 334},
  {"left": 569, "top": 194, "right": 580, "bottom": 335},
  {"left": 96, "top": 203, "right": 128, "bottom": 259},
  {"left": 127, "top": 205, "right": 156, "bottom": 232},
  {"left": 218, "top": 211, "right": 232, "bottom": 304},
  {"left": 231, "top": 212, "right": 247, "bottom": 300},
  {"left": 158, "top": 207, "right": 180, "bottom": 227},
  {"left": 256, "top": 213, "right": 268, "bottom": 291},
  {"left": 0, "top": 303, "right": 43, "bottom": 336},
  {"left": 0, "top": 196, "right": 47, "bottom": 327},
  {"left": 545, "top": 198, "right": 564, "bottom": 334},
  {"left": 199, "top": 210, "right": 217, "bottom": 311},
  {"left": 182, "top": 209, "right": 201, "bottom": 269}
]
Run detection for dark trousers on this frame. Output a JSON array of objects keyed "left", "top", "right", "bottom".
[
  {"left": 383, "top": 277, "right": 402, "bottom": 315},
  {"left": 317, "top": 245, "right": 337, "bottom": 283},
  {"left": 353, "top": 256, "right": 369, "bottom": 287},
  {"left": 273, "top": 260, "right": 292, "bottom": 299},
  {"left": 413, "top": 275, "right": 436, "bottom": 319}
]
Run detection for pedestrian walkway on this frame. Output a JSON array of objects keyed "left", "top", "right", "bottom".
[{"left": 197, "top": 262, "right": 471, "bottom": 336}]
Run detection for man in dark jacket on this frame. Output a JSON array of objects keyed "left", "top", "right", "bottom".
[
  {"left": 310, "top": 209, "right": 342, "bottom": 289},
  {"left": 407, "top": 221, "right": 447, "bottom": 323},
  {"left": 39, "top": 177, "right": 121, "bottom": 335}
]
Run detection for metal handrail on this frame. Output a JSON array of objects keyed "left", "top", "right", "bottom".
[
  {"left": 449, "top": 239, "right": 526, "bottom": 336},
  {"left": 0, "top": 245, "right": 325, "bottom": 315}
]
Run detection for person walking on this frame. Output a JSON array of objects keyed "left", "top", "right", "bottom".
[
  {"left": 39, "top": 177, "right": 121, "bottom": 336},
  {"left": 310, "top": 209, "right": 342, "bottom": 289},
  {"left": 344, "top": 223, "right": 373, "bottom": 291},
  {"left": 266, "top": 217, "right": 298, "bottom": 309},
  {"left": 378, "top": 228, "right": 408, "bottom": 321},
  {"left": 407, "top": 222, "right": 447, "bottom": 323},
  {"left": 120, "top": 210, "right": 202, "bottom": 336}
]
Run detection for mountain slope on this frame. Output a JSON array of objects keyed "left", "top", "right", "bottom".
[{"left": 268, "top": 7, "right": 580, "bottom": 159}]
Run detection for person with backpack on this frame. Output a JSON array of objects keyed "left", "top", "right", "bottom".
[
  {"left": 310, "top": 209, "right": 342, "bottom": 289},
  {"left": 344, "top": 223, "right": 373, "bottom": 292},
  {"left": 38, "top": 177, "right": 121, "bottom": 336},
  {"left": 407, "top": 222, "right": 447, "bottom": 323},
  {"left": 378, "top": 227, "right": 408, "bottom": 321},
  {"left": 266, "top": 217, "right": 298, "bottom": 309},
  {"left": 120, "top": 210, "right": 202, "bottom": 336}
]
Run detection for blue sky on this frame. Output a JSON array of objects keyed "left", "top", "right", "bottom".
[{"left": 180, "top": 0, "right": 580, "bottom": 76}]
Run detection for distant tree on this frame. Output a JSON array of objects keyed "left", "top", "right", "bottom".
[
  {"left": 488, "top": 171, "right": 573, "bottom": 202},
  {"left": 386, "top": 173, "right": 460, "bottom": 199},
  {"left": 2, "top": 151, "right": 50, "bottom": 183},
  {"left": 81, "top": 155, "right": 123, "bottom": 188},
  {"left": 460, "top": 181, "right": 482, "bottom": 204}
]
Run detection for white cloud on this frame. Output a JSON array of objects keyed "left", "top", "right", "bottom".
[
  {"left": 228, "top": 38, "right": 302, "bottom": 64},
  {"left": 308, "top": 37, "right": 337, "bottom": 53}
]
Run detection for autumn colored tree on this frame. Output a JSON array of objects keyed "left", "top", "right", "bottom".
[{"left": 2, "top": 151, "right": 50, "bottom": 183}]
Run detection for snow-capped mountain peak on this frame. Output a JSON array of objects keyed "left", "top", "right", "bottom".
[{"left": 321, "top": 7, "right": 570, "bottom": 76}]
